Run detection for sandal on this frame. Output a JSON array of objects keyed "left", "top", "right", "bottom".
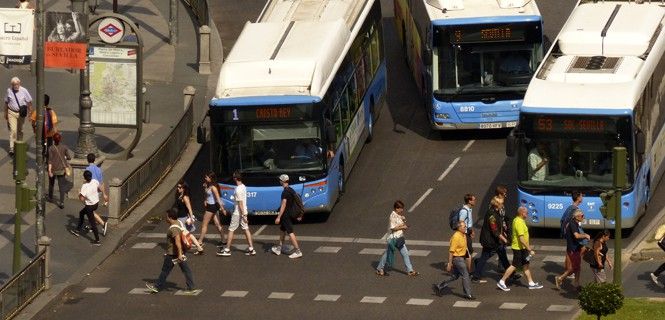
[
  {"left": 376, "top": 269, "right": 386, "bottom": 276},
  {"left": 194, "top": 250, "right": 204, "bottom": 255},
  {"left": 408, "top": 271, "right": 420, "bottom": 276}
]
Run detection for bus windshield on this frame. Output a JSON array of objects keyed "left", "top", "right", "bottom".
[
  {"left": 434, "top": 22, "right": 542, "bottom": 99},
  {"left": 516, "top": 114, "right": 633, "bottom": 191},
  {"left": 215, "top": 121, "right": 326, "bottom": 176}
]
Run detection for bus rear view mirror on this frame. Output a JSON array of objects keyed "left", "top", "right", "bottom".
[
  {"left": 197, "top": 126, "right": 207, "bottom": 144},
  {"left": 636, "top": 130, "right": 645, "bottom": 155},
  {"left": 506, "top": 131, "right": 517, "bottom": 157}
]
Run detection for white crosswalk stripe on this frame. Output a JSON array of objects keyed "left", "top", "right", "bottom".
[
  {"left": 359, "top": 248, "right": 385, "bottom": 255},
  {"left": 314, "top": 246, "right": 342, "bottom": 253},
  {"left": 406, "top": 298, "right": 433, "bottom": 306},
  {"left": 499, "top": 302, "right": 527, "bottom": 310},
  {"left": 175, "top": 289, "right": 203, "bottom": 296},
  {"left": 543, "top": 255, "right": 566, "bottom": 263},
  {"left": 453, "top": 301, "right": 481, "bottom": 308},
  {"left": 128, "top": 288, "right": 150, "bottom": 295},
  {"left": 360, "top": 296, "right": 386, "bottom": 304},
  {"left": 221, "top": 290, "right": 248, "bottom": 298},
  {"left": 268, "top": 292, "right": 294, "bottom": 299},
  {"left": 314, "top": 294, "right": 341, "bottom": 302},
  {"left": 547, "top": 305, "right": 575, "bottom": 312},
  {"left": 131, "top": 242, "right": 158, "bottom": 249},
  {"left": 82, "top": 287, "right": 110, "bottom": 294}
]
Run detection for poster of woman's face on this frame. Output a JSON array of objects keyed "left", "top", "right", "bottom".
[{"left": 46, "top": 12, "right": 86, "bottom": 43}]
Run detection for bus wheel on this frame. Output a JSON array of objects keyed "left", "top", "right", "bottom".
[
  {"left": 366, "top": 101, "right": 375, "bottom": 143},
  {"left": 338, "top": 163, "right": 345, "bottom": 196}
]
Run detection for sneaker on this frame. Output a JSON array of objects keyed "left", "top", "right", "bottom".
[
  {"left": 408, "top": 271, "right": 420, "bottom": 277},
  {"left": 216, "top": 241, "right": 227, "bottom": 248},
  {"left": 497, "top": 280, "right": 510, "bottom": 292},
  {"left": 464, "top": 295, "right": 476, "bottom": 300},
  {"left": 102, "top": 221, "right": 108, "bottom": 236},
  {"left": 245, "top": 248, "right": 256, "bottom": 256},
  {"left": 471, "top": 276, "right": 488, "bottom": 284},
  {"left": 271, "top": 245, "right": 282, "bottom": 256},
  {"left": 432, "top": 284, "right": 443, "bottom": 297},
  {"left": 57, "top": 202, "right": 64, "bottom": 209},
  {"left": 216, "top": 248, "right": 231, "bottom": 256},
  {"left": 566, "top": 274, "right": 575, "bottom": 280},
  {"left": 650, "top": 273, "right": 660, "bottom": 286},
  {"left": 69, "top": 229, "right": 80, "bottom": 237},
  {"left": 376, "top": 269, "right": 386, "bottom": 277},
  {"left": 84, "top": 225, "right": 92, "bottom": 233},
  {"left": 288, "top": 250, "right": 303, "bottom": 259},
  {"left": 180, "top": 289, "right": 202, "bottom": 295},
  {"left": 145, "top": 283, "right": 159, "bottom": 293},
  {"left": 555, "top": 276, "right": 563, "bottom": 290},
  {"left": 91, "top": 240, "right": 102, "bottom": 246},
  {"left": 528, "top": 282, "right": 544, "bottom": 290}
]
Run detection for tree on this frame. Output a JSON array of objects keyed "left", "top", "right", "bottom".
[{"left": 578, "top": 282, "right": 624, "bottom": 320}]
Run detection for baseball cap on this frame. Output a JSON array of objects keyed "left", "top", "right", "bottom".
[{"left": 279, "top": 174, "right": 289, "bottom": 182}]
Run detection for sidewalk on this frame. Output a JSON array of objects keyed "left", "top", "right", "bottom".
[{"left": 0, "top": 0, "right": 223, "bottom": 317}]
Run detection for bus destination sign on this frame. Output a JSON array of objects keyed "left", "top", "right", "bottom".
[
  {"left": 222, "top": 105, "right": 312, "bottom": 122},
  {"left": 533, "top": 116, "right": 612, "bottom": 134},
  {"left": 451, "top": 26, "right": 526, "bottom": 44}
]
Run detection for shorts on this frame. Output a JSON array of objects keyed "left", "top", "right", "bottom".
[
  {"left": 567, "top": 250, "right": 582, "bottom": 274},
  {"left": 279, "top": 215, "right": 294, "bottom": 234},
  {"left": 229, "top": 213, "right": 249, "bottom": 232},
  {"left": 204, "top": 203, "right": 220, "bottom": 213},
  {"left": 511, "top": 249, "right": 530, "bottom": 268}
]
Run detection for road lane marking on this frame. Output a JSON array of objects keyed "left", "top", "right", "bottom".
[
  {"left": 406, "top": 298, "right": 433, "bottom": 306},
  {"left": 453, "top": 300, "right": 481, "bottom": 308},
  {"left": 546, "top": 305, "right": 574, "bottom": 312},
  {"left": 83, "top": 287, "right": 110, "bottom": 294},
  {"left": 408, "top": 250, "right": 430, "bottom": 257},
  {"left": 268, "top": 292, "right": 294, "bottom": 299},
  {"left": 543, "top": 255, "right": 565, "bottom": 263},
  {"left": 222, "top": 290, "right": 248, "bottom": 298},
  {"left": 314, "top": 294, "right": 341, "bottom": 302},
  {"left": 254, "top": 225, "right": 267, "bottom": 236},
  {"left": 360, "top": 296, "right": 386, "bottom": 304},
  {"left": 131, "top": 242, "right": 158, "bottom": 249},
  {"left": 500, "top": 302, "right": 527, "bottom": 310},
  {"left": 314, "top": 246, "right": 342, "bottom": 253},
  {"left": 437, "top": 157, "right": 460, "bottom": 181},
  {"left": 359, "top": 248, "right": 385, "bottom": 255},
  {"left": 175, "top": 289, "right": 203, "bottom": 296},
  {"left": 409, "top": 188, "right": 433, "bottom": 212},
  {"left": 129, "top": 288, "right": 151, "bottom": 295},
  {"left": 463, "top": 140, "right": 475, "bottom": 152}
]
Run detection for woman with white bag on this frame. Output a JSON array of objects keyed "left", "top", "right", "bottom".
[{"left": 174, "top": 180, "right": 204, "bottom": 255}]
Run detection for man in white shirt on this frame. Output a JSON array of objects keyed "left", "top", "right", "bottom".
[
  {"left": 528, "top": 142, "right": 549, "bottom": 181},
  {"left": 70, "top": 170, "right": 108, "bottom": 245},
  {"left": 218, "top": 171, "right": 255, "bottom": 256}
]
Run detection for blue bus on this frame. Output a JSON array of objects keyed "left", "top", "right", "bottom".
[
  {"left": 395, "top": 0, "right": 543, "bottom": 130},
  {"left": 506, "top": 0, "right": 665, "bottom": 229},
  {"left": 204, "top": 0, "right": 386, "bottom": 215}
]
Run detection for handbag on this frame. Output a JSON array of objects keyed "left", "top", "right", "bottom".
[
  {"left": 11, "top": 90, "right": 27, "bottom": 118},
  {"left": 54, "top": 146, "right": 71, "bottom": 176}
]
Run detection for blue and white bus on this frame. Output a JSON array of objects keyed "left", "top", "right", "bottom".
[
  {"left": 395, "top": 0, "right": 543, "bottom": 130},
  {"left": 506, "top": 0, "right": 665, "bottom": 229},
  {"left": 205, "top": 0, "right": 386, "bottom": 215}
]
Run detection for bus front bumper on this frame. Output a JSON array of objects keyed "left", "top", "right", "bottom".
[{"left": 432, "top": 121, "right": 518, "bottom": 130}]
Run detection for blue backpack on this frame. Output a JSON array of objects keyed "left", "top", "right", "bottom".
[
  {"left": 449, "top": 206, "right": 467, "bottom": 230},
  {"left": 560, "top": 205, "right": 576, "bottom": 238}
]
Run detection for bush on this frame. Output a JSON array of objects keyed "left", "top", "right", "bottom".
[{"left": 578, "top": 282, "right": 624, "bottom": 320}]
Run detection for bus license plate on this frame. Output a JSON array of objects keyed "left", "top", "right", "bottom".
[
  {"left": 254, "top": 210, "right": 278, "bottom": 216},
  {"left": 587, "top": 219, "right": 601, "bottom": 225},
  {"left": 506, "top": 121, "right": 517, "bottom": 127},
  {"left": 479, "top": 123, "right": 502, "bottom": 129}
]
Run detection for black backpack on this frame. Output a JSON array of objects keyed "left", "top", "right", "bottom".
[
  {"left": 288, "top": 187, "right": 305, "bottom": 219},
  {"left": 449, "top": 206, "right": 464, "bottom": 230}
]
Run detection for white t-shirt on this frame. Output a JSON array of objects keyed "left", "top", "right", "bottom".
[
  {"left": 387, "top": 211, "right": 405, "bottom": 239},
  {"left": 528, "top": 148, "right": 547, "bottom": 181},
  {"left": 80, "top": 179, "right": 100, "bottom": 205},
  {"left": 233, "top": 184, "right": 247, "bottom": 215}
]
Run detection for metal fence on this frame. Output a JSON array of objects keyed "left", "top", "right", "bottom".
[
  {"left": 183, "top": 0, "right": 209, "bottom": 26},
  {"left": 0, "top": 251, "right": 47, "bottom": 320},
  {"left": 115, "top": 100, "right": 194, "bottom": 220}
]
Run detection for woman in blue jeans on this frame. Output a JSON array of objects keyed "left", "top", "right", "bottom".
[{"left": 376, "top": 200, "right": 419, "bottom": 276}]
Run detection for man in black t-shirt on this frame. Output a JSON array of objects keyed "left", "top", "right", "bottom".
[
  {"left": 555, "top": 209, "right": 590, "bottom": 291},
  {"left": 272, "top": 174, "right": 303, "bottom": 259}
]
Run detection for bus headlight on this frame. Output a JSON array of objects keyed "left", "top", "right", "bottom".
[
  {"left": 528, "top": 202, "right": 535, "bottom": 210},
  {"left": 304, "top": 193, "right": 310, "bottom": 198},
  {"left": 435, "top": 113, "right": 450, "bottom": 119},
  {"left": 222, "top": 192, "right": 228, "bottom": 198}
]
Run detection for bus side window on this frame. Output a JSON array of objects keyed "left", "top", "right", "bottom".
[{"left": 332, "top": 104, "right": 343, "bottom": 145}]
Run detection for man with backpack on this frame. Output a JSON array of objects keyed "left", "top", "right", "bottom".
[
  {"left": 450, "top": 194, "right": 476, "bottom": 272},
  {"left": 272, "top": 174, "right": 303, "bottom": 259}
]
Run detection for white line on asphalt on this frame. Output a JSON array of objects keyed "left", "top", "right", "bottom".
[
  {"left": 546, "top": 305, "right": 574, "bottom": 312},
  {"left": 453, "top": 300, "right": 481, "bottom": 308},
  {"left": 437, "top": 157, "right": 460, "bottom": 181},
  {"left": 254, "top": 225, "right": 267, "bottom": 236},
  {"left": 268, "top": 292, "right": 294, "bottom": 299},
  {"left": 462, "top": 140, "right": 475, "bottom": 152},
  {"left": 175, "top": 289, "right": 203, "bottom": 296},
  {"left": 314, "top": 246, "right": 342, "bottom": 253},
  {"left": 408, "top": 250, "right": 431, "bottom": 257},
  {"left": 409, "top": 188, "right": 433, "bottom": 212},
  {"left": 381, "top": 232, "right": 390, "bottom": 240},
  {"left": 406, "top": 298, "right": 433, "bottom": 306},
  {"left": 82, "top": 287, "right": 110, "bottom": 294},
  {"left": 221, "top": 290, "right": 248, "bottom": 298},
  {"left": 499, "top": 302, "right": 527, "bottom": 310},
  {"left": 360, "top": 296, "right": 386, "bottom": 304},
  {"left": 131, "top": 242, "right": 158, "bottom": 249},
  {"left": 128, "top": 288, "right": 150, "bottom": 295},
  {"left": 314, "top": 294, "right": 341, "bottom": 302},
  {"left": 359, "top": 248, "right": 385, "bottom": 255},
  {"left": 543, "top": 255, "right": 565, "bottom": 263}
]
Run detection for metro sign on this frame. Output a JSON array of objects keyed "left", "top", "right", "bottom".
[{"left": 97, "top": 17, "right": 124, "bottom": 44}]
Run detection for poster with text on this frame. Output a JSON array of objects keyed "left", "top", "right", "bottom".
[
  {"left": 45, "top": 11, "right": 87, "bottom": 69},
  {"left": 0, "top": 8, "right": 34, "bottom": 65},
  {"left": 90, "top": 46, "right": 137, "bottom": 126}
]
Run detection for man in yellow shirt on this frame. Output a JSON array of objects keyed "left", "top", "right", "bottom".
[
  {"left": 434, "top": 221, "right": 474, "bottom": 300},
  {"left": 497, "top": 207, "right": 543, "bottom": 291}
]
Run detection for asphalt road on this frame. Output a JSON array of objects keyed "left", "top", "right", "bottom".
[{"left": 33, "top": 1, "right": 665, "bottom": 319}]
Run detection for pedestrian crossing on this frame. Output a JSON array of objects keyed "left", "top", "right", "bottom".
[{"left": 81, "top": 286, "right": 575, "bottom": 312}]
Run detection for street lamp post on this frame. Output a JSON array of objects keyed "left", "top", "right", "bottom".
[{"left": 35, "top": 0, "right": 46, "bottom": 245}]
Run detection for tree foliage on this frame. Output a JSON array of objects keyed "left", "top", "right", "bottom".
[{"left": 579, "top": 282, "right": 624, "bottom": 320}]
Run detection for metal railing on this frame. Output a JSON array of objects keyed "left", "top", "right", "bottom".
[
  {"left": 113, "top": 94, "right": 194, "bottom": 220},
  {"left": 1, "top": 251, "right": 47, "bottom": 320},
  {"left": 183, "top": 0, "right": 209, "bottom": 26}
]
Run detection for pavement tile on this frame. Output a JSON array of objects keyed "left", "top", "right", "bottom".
[{"left": 314, "top": 294, "right": 341, "bottom": 302}]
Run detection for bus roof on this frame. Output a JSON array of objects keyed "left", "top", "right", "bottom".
[
  {"left": 523, "top": 1, "right": 665, "bottom": 114},
  {"left": 424, "top": 0, "right": 541, "bottom": 25},
  {"left": 212, "top": 0, "right": 372, "bottom": 105}
]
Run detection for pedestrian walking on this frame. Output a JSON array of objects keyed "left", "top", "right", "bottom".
[
  {"left": 560, "top": 191, "right": 583, "bottom": 279},
  {"left": 218, "top": 171, "right": 256, "bottom": 257},
  {"left": 70, "top": 170, "right": 108, "bottom": 245},
  {"left": 472, "top": 196, "right": 510, "bottom": 283},
  {"left": 145, "top": 209, "right": 201, "bottom": 295},
  {"left": 272, "top": 174, "right": 303, "bottom": 259},
  {"left": 4, "top": 77, "right": 32, "bottom": 157},
  {"left": 589, "top": 230, "right": 612, "bottom": 283},
  {"left": 197, "top": 171, "right": 226, "bottom": 246},
  {"left": 434, "top": 220, "right": 474, "bottom": 299},
  {"left": 649, "top": 223, "right": 665, "bottom": 287},
  {"left": 496, "top": 207, "right": 544, "bottom": 291},
  {"left": 458, "top": 193, "right": 476, "bottom": 272},
  {"left": 30, "top": 94, "right": 58, "bottom": 158},
  {"left": 47, "top": 132, "right": 71, "bottom": 209},
  {"left": 85, "top": 153, "right": 109, "bottom": 235},
  {"left": 174, "top": 180, "right": 204, "bottom": 255},
  {"left": 375, "top": 200, "right": 419, "bottom": 277},
  {"left": 555, "top": 209, "right": 590, "bottom": 291}
]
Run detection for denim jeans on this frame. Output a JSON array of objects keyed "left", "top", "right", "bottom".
[
  {"left": 473, "top": 245, "right": 510, "bottom": 279},
  {"left": 155, "top": 255, "right": 194, "bottom": 290},
  {"left": 376, "top": 243, "right": 414, "bottom": 273},
  {"left": 439, "top": 256, "right": 472, "bottom": 296}
]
